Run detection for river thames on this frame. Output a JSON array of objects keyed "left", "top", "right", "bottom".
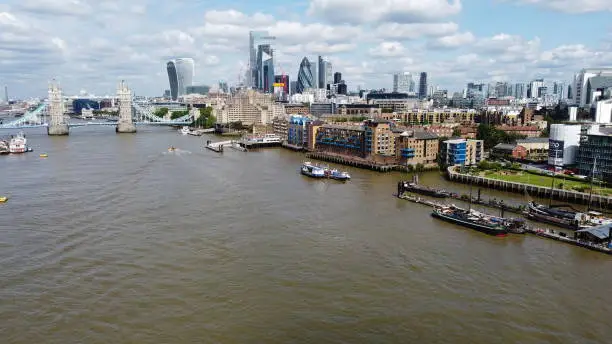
[{"left": 1, "top": 126, "right": 611, "bottom": 343}]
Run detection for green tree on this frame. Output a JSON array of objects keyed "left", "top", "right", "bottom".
[
  {"left": 154, "top": 107, "right": 169, "bottom": 118},
  {"left": 452, "top": 127, "right": 462, "bottom": 137},
  {"left": 171, "top": 110, "right": 189, "bottom": 119}
]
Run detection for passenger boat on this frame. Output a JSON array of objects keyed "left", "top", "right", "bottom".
[
  {"left": 398, "top": 180, "right": 449, "bottom": 198},
  {"left": 180, "top": 126, "right": 190, "bottom": 135},
  {"left": 9, "top": 132, "right": 27, "bottom": 153},
  {"left": 0, "top": 140, "right": 9, "bottom": 155},
  {"left": 243, "top": 134, "right": 282, "bottom": 146},
  {"left": 300, "top": 162, "right": 326, "bottom": 178},
  {"left": 327, "top": 169, "right": 351, "bottom": 181},
  {"left": 432, "top": 205, "right": 508, "bottom": 237},
  {"left": 526, "top": 201, "right": 591, "bottom": 230}
]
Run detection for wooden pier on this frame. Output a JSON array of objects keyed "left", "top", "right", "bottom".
[
  {"left": 447, "top": 167, "right": 612, "bottom": 210},
  {"left": 305, "top": 152, "right": 397, "bottom": 172}
]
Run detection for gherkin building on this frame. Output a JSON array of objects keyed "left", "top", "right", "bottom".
[{"left": 296, "top": 57, "right": 314, "bottom": 94}]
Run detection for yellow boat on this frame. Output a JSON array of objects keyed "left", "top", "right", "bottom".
[
  {"left": 0, "top": 197, "right": 7, "bottom": 203},
  {"left": 39, "top": 153, "right": 48, "bottom": 158}
]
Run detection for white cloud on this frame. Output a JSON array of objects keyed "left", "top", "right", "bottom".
[
  {"left": 373, "top": 22, "right": 459, "bottom": 40},
  {"left": 18, "top": 0, "right": 93, "bottom": 16},
  {"left": 204, "top": 10, "right": 274, "bottom": 26},
  {"left": 369, "top": 41, "right": 407, "bottom": 58},
  {"left": 507, "top": 0, "right": 611, "bottom": 13},
  {"left": 308, "top": 0, "right": 461, "bottom": 24},
  {"left": 428, "top": 32, "right": 475, "bottom": 49}
]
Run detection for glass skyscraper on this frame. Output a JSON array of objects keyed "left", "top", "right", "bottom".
[
  {"left": 166, "top": 58, "right": 194, "bottom": 100},
  {"left": 249, "top": 31, "right": 275, "bottom": 90},
  {"left": 296, "top": 57, "right": 314, "bottom": 94}
]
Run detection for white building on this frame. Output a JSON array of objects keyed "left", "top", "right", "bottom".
[
  {"left": 548, "top": 124, "right": 582, "bottom": 166},
  {"left": 393, "top": 72, "right": 415, "bottom": 93},
  {"left": 595, "top": 99, "right": 612, "bottom": 124},
  {"left": 573, "top": 68, "right": 612, "bottom": 107}
]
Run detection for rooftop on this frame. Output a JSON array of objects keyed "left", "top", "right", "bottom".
[
  {"left": 516, "top": 137, "right": 549, "bottom": 144},
  {"left": 576, "top": 224, "right": 612, "bottom": 240},
  {"left": 493, "top": 143, "right": 518, "bottom": 151}
]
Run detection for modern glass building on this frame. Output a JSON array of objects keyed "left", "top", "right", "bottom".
[
  {"left": 418, "top": 72, "right": 428, "bottom": 98},
  {"left": 167, "top": 58, "right": 195, "bottom": 100},
  {"left": 257, "top": 44, "right": 274, "bottom": 93},
  {"left": 167, "top": 61, "right": 179, "bottom": 100},
  {"left": 296, "top": 57, "right": 314, "bottom": 94},
  {"left": 249, "top": 31, "right": 275, "bottom": 89}
]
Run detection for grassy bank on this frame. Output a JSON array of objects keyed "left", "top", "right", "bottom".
[{"left": 477, "top": 169, "right": 612, "bottom": 196}]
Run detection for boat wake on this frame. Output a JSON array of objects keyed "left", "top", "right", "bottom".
[{"left": 163, "top": 148, "right": 192, "bottom": 155}]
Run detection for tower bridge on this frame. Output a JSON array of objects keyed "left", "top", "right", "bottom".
[{"left": 0, "top": 81, "right": 195, "bottom": 134}]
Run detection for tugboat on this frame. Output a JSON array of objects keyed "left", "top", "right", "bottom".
[
  {"left": 300, "top": 162, "right": 326, "bottom": 178},
  {"left": 9, "top": 132, "right": 27, "bottom": 154},
  {"left": 432, "top": 205, "right": 508, "bottom": 237}
]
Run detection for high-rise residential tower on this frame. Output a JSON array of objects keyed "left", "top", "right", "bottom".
[
  {"left": 418, "top": 72, "right": 428, "bottom": 98},
  {"left": 296, "top": 57, "right": 315, "bottom": 94}
]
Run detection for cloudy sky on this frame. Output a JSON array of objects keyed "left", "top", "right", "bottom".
[{"left": 1, "top": 0, "right": 611, "bottom": 98}]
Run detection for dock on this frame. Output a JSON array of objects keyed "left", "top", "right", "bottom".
[
  {"left": 306, "top": 152, "right": 397, "bottom": 172},
  {"left": 396, "top": 192, "right": 611, "bottom": 255},
  {"left": 525, "top": 227, "right": 612, "bottom": 255}
]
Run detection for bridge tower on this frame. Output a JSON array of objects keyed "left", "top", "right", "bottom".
[
  {"left": 116, "top": 80, "right": 136, "bottom": 133},
  {"left": 47, "top": 80, "right": 69, "bottom": 136}
]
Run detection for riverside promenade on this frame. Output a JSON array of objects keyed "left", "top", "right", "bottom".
[{"left": 447, "top": 167, "right": 612, "bottom": 210}]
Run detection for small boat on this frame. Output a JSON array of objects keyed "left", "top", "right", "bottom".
[
  {"left": 300, "top": 162, "right": 326, "bottom": 178},
  {"left": 432, "top": 205, "right": 508, "bottom": 237},
  {"left": 0, "top": 140, "right": 9, "bottom": 155},
  {"left": 526, "top": 201, "right": 591, "bottom": 230},
  {"left": 168, "top": 146, "right": 176, "bottom": 152},
  {"left": 0, "top": 196, "right": 7, "bottom": 203},
  {"left": 179, "top": 126, "right": 190, "bottom": 135},
  {"left": 9, "top": 132, "right": 27, "bottom": 154},
  {"left": 398, "top": 181, "right": 449, "bottom": 198},
  {"left": 39, "top": 153, "right": 48, "bottom": 158},
  {"left": 326, "top": 168, "right": 351, "bottom": 181}
]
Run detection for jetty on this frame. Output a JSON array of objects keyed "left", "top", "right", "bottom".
[
  {"left": 306, "top": 152, "right": 397, "bottom": 172},
  {"left": 396, "top": 191, "right": 611, "bottom": 255}
]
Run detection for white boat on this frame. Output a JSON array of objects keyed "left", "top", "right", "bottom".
[
  {"left": 328, "top": 169, "right": 351, "bottom": 181},
  {"left": 244, "top": 133, "right": 282, "bottom": 145},
  {"left": 301, "top": 162, "right": 325, "bottom": 178},
  {"left": 9, "top": 132, "right": 27, "bottom": 154},
  {"left": 179, "top": 126, "right": 190, "bottom": 135}
]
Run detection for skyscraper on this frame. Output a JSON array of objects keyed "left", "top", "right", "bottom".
[
  {"left": 296, "top": 57, "right": 314, "bottom": 94},
  {"left": 175, "top": 58, "right": 194, "bottom": 96},
  {"left": 393, "top": 72, "right": 413, "bottom": 93},
  {"left": 166, "top": 58, "right": 194, "bottom": 100},
  {"left": 249, "top": 31, "right": 275, "bottom": 89},
  {"left": 317, "top": 56, "right": 333, "bottom": 89},
  {"left": 333, "top": 72, "right": 342, "bottom": 84},
  {"left": 256, "top": 44, "right": 274, "bottom": 92},
  {"left": 418, "top": 72, "right": 428, "bottom": 98},
  {"left": 167, "top": 61, "right": 179, "bottom": 100}
]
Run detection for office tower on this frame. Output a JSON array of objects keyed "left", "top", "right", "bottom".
[
  {"left": 247, "top": 31, "right": 276, "bottom": 89},
  {"left": 290, "top": 81, "right": 297, "bottom": 95},
  {"left": 418, "top": 72, "right": 428, "bottom": 98},
  {"left": 393, "top": 72, "right": 413, "bottom": 93},
  {"left": 167, "top": 61, "right": 179, "bottom": 100},
  {"left": 514, "top": 83, "right": 526, "bottom": 99},
  {"left": 166, "top": 58, "right": 194, "bottom": 100},
  {"left": 573, "top": 68, "right": 612, "bottom": 106},
  {"left": 530, "top": 79, "right": 544, "bottom": 98},
  {"left": 296, "top": 57, "right": 314, "bottom": 94},
  {"left": 317, "top": 56, "right": 333, "bottom": 89},
  {"left": 257, "top": 44, "right": 274, "bottom": 92},
  {"left": 333, "top": 72, "right": 342, "bottom": 84}
]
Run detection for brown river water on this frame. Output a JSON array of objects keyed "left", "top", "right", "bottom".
[{"left": 1, "top": 126, "right": 611, "bottom": 343}]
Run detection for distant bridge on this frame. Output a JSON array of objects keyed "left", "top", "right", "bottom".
[{"left": 0, "top": 81, "right": 195, "bottom": 134}]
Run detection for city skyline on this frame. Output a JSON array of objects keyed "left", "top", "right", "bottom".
[{"left": 1, "top": 0, "right": 612, "bottom": 98}]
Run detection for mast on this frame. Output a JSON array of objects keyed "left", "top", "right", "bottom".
[{"left": 587, "top": 157, "right": 597, "bottom": 211}]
